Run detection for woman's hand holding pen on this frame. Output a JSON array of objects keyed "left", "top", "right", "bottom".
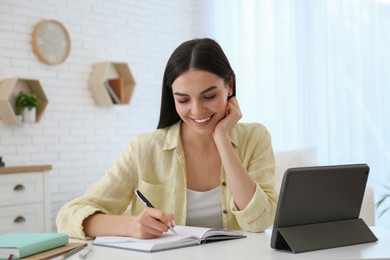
[
  {"left": 129, "top": 208, "right": 175, "bottom": 239},
  {"left": 82, "top": 209, "right": 175, "bottom": 240}
]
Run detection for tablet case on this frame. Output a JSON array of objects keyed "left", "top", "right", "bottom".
[
  {"left": 270, "top": 164, "right": 378, "bottom": 253},
  {"left": 276, "top": 218, "right": 377, "bottom": 253}
]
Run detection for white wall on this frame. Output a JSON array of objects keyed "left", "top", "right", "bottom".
[{"left": 0, "top": 0, "right": 203, "bottom": 231}]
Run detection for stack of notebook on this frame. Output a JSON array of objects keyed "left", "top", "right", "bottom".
[{"left": 0, "top": 233, "right": 86, "bottom": 260}]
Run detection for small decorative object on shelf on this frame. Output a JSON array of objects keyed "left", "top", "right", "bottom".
[
  {"left": 15, "top": 91, "right": 41, "bottom": 123},
  {"left": 104, "top": 80, "right": 121, "bottom": 104},
  {"left": 107, "top": 77, "right": 125, "bottom": 104},
  {"left": 0, "top": 156, "right": 5, "bottom": 167},
  {"left": 89, "top": 62, "right": 136, "bottom": 106},
  {"left": 0, "top": 77, "right": 48, "bottom": 125}
]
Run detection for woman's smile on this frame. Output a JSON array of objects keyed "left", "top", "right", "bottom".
[{"left": 192, "top": 116, "right": 211, "bottom": 124}]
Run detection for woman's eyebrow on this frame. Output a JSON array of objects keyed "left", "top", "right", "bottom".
[
  {"left": 174, "top": 86, "right": 218, "bottom": 96},
  {"left": 200, "top": 86, "right": 217, "bottom": 94}
]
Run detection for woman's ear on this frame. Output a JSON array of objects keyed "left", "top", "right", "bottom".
[{"left": 228, "top": 76, "right": 235, "bottom": 98}]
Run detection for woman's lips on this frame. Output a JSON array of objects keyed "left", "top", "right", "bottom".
[{"left": 193, "top": 116, "right": 211, "bottom": 123}]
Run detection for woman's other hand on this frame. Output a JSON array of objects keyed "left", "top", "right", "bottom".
[{"left": 213, "top": 96, "right": 242, "bottom": 142}]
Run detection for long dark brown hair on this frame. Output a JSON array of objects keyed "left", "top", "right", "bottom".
[{"left": 157, "top": 38, "right": 236, "bottom": 129}]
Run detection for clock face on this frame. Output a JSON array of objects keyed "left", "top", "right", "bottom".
[{"left": 32, "top": 20, "right": 71, "bottom": 65}]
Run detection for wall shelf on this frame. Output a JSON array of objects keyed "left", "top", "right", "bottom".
[
  {"left": 0, "top": 77, "right": 48, "bottom": 125},
  {"left": 89, "top": 61, "right": 136, "bottom": 106}
]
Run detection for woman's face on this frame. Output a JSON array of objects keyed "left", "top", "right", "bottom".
[{"left": 172, "top": 69, "right": 232, "bottom": 136}]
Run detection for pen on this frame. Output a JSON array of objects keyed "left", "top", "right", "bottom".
[
  {"left": 134, "top": 188, "right": 177, "bottom": 234},
  {"left": 60, "top": 244, "right": 87, "bottom": 259},
  {"left": 78, "top": 244, "right": 92, "bottom": 259}
]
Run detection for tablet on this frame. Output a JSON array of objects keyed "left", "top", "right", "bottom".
[{"left": 270, "top": 163, "right": 371, "bottom": 251}]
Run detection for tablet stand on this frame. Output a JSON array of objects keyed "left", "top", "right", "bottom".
[{"left": 277, "top": 218, "right": 378, "bottom": 253}]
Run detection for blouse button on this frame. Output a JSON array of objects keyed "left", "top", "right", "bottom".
[
  {"left": 221, "top": 182, "right": 226, "bottom": 187},
  {"left": 223, "top": 210, "right": 228, "bottom": 214}
]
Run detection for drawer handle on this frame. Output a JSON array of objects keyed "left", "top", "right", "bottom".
[
  {"left": 13, "top": 184, "right": 25, "bottom": 191},
  {"left": 14, "top": 216, "right": 26, "bottom": 223}
]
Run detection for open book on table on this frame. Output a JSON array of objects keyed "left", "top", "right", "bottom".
[{"left": 93, "top": 225, "right": 246, "bottom": 253}]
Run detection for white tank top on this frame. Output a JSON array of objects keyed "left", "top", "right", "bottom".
[{"left": 186, "top": 186, "right": 223, "bottom": 229}]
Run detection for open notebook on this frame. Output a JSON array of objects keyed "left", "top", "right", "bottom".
[{"left": 93, "top": 225, "right": 246, "bottom": 253}]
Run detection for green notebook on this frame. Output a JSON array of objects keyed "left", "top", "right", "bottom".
[{"left": 0, "top": 233, "right": 69, "bottom": 259}]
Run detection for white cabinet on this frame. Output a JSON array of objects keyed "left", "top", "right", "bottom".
[{"left": 0, "top": 165, "right": 52, "bottom": 233}]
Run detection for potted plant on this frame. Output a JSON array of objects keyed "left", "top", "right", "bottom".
[
  {"left": 376, "top": 183, "right": 390, "bottom": 218},
  {"left": 15, "top": 91, "right": 41, "bottom": 123}
]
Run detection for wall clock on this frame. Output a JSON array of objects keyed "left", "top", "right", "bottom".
[{"left": 32, "top": 20, "right": 71, "bottom": 65}]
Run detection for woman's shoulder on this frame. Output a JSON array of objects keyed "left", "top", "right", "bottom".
[
  {"left": 131, "top": 123, "right": 179, "bottom": 147},
  {"left": 132, "top": 128, "right": 167, "bottom": 143},
  {"left": 232, "top": 122, "right": 271, "bottom": 143},
  {"left": 234, "top": 122, "right": 270, "bottom": 135}
]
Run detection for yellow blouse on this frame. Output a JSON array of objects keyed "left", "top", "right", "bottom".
[{"left": 56, "top": 121, "right": 278, "bottom": 239}]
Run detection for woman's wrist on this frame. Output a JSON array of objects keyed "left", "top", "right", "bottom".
[
  {"left": 213, "top": 131, "right": 231, "bottom": 148},
  {"left": 83, "top": 213, "right": 136, "bottom": 237}
]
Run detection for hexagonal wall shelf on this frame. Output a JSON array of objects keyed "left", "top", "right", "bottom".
[
  {"left": 89, "top": 62, "right": 136, "bottom": 106},
  {"left": 0, "top": 78, "right": 48, "bottom": 125}
]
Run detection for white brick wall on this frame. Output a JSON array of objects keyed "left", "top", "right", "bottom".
[{"left": 0, "top": 0, "right": 203, "bottom": 231}]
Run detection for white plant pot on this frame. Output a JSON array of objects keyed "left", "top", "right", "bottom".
[
  {"left": 15, "top": 115, "right": 22, "bottom": 123},
  {"left": 22, "top": 107, "right": 36, "bottom": 123}
]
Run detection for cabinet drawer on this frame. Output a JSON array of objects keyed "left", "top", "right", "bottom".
[
  {"left": 0, "top": 203, "right": 45, "bottom": 233},
  {"left": 0, "top": 172, "right": 43, "bottom": 206}
]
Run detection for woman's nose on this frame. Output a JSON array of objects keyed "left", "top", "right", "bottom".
[{"left": 191, "top": 101, "right": 206, "bottom": 115}]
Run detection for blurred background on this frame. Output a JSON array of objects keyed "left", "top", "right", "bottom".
[{"left": 0, "top": 0, "right": 388, "bottom": 230}]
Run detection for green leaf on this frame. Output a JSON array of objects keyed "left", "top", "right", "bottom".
[
  {"left": 376, "top": 182, "right": 390, "bottom": 218},
  {"left": 15, "top": 91, "right": 41, "bottom": 115},
  {"left": 378, "top": 208, "right": 390, "bottom": 218}
]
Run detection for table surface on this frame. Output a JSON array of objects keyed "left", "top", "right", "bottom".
[{"left": 67, "top": 226, "right": 390, "bottom": 260}]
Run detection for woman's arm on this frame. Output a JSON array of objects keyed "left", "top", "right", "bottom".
[
  {"left": 213, "top": 97, "right": 256, "bottom": 210},
  {"left": 56, "top": 142, "right": 175, "bottom": 239},
  {"left": 83, "top": 209, "right": 175, "bottom": 239}
]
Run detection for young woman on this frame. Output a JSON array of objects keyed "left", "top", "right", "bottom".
[{"left": 56, "top": 38, "right": 278, "bottom": 239}]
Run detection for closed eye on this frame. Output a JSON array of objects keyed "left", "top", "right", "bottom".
[
  {"left": 204, "top": 95, "right": 216, "bottom": 100},
  {"left": 177, "top": 99, "right": 189, "bottom": 104}
]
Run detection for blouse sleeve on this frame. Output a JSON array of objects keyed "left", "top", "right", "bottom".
[
  {"left": 56, "top": 144, "right": 137, "bottom": 239},
  {"left": 230, "top": 125, "right": 278, "bottom": 232}
]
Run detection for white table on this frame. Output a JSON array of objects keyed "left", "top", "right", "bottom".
[{"left": 68, "top": 226, "right": 390, "bottom": 260}]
